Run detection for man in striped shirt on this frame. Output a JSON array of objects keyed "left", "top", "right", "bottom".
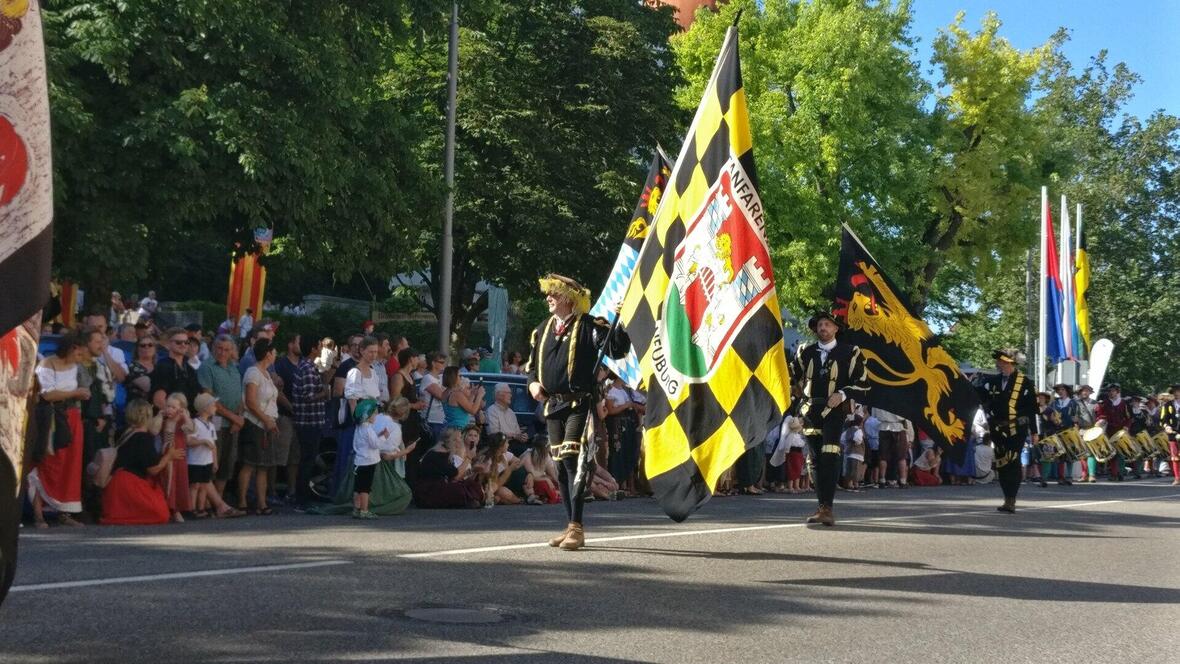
[{"left": 291, "top": 334, "right": 328, "bottom": 510}]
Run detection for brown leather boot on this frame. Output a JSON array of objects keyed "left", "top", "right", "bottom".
[
  {"left": 815, "top": 505, "right": 835, "bottom": 526},
  {"left": 559, "top": 522, "right": 585, "bottom": 550},
  {"left": 549, "top": 523, "right": 573, "bottom": 547},
  {"left": 806, "top": 505, "right": 835, "bottom": 526},
  {"left": 997, "top": 499, "right": 1016, "bottom": 514}
]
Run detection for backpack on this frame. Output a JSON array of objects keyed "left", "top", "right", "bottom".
[{"left": 88, "top": 430, "right": 134, "bottom": 489}]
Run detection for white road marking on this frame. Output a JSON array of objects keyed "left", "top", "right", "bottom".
[
  {"left": 398, "top": 493, "right": 1179, "bottom": 559},
  {"left": 10, "top": 559, "right": 351, "bottom": 593}
]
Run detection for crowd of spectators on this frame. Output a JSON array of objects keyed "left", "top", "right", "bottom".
[{"left": 21, "top": 293, "right": 1177, "bottom": 529}]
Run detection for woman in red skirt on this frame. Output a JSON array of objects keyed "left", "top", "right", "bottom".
[
  {"left": 28, "top": 333, "right": 90, "bottom": 528},
  {"left": 102, "top": 400, "right": 184, "bottom": 525}
]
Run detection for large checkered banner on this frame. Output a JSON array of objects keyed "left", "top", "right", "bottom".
[
  {"left": 589, "top": 150, "right": 670, "bottom": 388},
  {"left": 619, "top": 26, "right": 791, "bottom": 522}
]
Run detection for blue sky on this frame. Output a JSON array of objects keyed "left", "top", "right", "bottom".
[{"left": 909, "top": 0, "right": 1178, "bottom": 120}]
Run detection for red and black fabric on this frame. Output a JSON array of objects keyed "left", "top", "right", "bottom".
[{"left": 101, "top": 470, "right": 169, "bottom": 525}]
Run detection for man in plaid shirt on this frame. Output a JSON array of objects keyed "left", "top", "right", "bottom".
[{"left": 290, "top": 334, "right": 328, "bottom": 510}]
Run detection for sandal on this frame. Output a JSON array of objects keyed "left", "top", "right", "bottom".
[
  {"left": 255, "top": 507, "right": 275, "bottom": 516},
  {"left": 215, "top": 507, "right": 246, "bottom": 518},
  {"left": 33, "top": 519, "right": 49, "bottom": 529},
  {"left": 191, "top": 510, "right": 211, "bottom": 520}
]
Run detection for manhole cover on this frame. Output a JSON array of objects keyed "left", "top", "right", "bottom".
[{"left": 403, "top": 607, "right": 506, "bottom": 624}]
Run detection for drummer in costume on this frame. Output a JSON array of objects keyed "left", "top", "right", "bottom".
[
  {"left": 976, "top": 348, "right": 1040, "bottom": 513},
  {"left": 790, "top": 311, "right": 869, "bottom": 526},
  {"left": 1095, "top": 383, "right": 1133, "bottom": 481},
  {"left": 1161, "top": 385, "right": 1180, "bottom": 486},
  {"left": 1044, "top": 383, "right": 1079, "bottom": 486},
  {"left": 527, "top": 274, "right": 630, "bottom": 551}
]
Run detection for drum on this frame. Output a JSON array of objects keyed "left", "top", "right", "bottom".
[
  {"left": 1038, "top": 434, "right": 1065, "bottom": 461},
  {"left": 1082, "top": 426, "right": 1117, "bottom": 462},
  {"left": 1110, "top": 430, "right": 1142, "bottom": 459},
  {"left": 1059, "top": 427, "right": 1086, "bottom": 457}
]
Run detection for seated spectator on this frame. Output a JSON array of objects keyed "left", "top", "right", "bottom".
[
  {"left": 522, "top": 435, "right": 560, "bottom": 505},
  {"left": 485, "top": 383, "right": 527, "bottom": 444},
  {"left": 442, "top": 366, "right": 485, "bottom": 430},
  {"left": 473, "top": 433, "right": 522, "bottom": 507},
  {"left": 412, "top": 428, "right": 483, "bottom": 509},
  {"left": 910, "top": 440, "right": 943, "bottom": 486},
  {"left": 102, "top": 400, "right": 185, "bottom": 526}
]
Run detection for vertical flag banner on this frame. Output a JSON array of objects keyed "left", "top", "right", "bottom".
[
  {"left": 833, "top": 226, "right": 979, "bottom": 452},
  {"left": 619, "top": 25, "right": 791, "bottom": 522},
  {"left": 0, "top": 0, "right": 53, "bottom": 604},
  {"left": 227, "top": 252, "right": 267, "bottom": 324},
  {"left": 1074, "top": 208, "right": 1091, "bottom": 355},
  {"left": 1043, "top": 202, "right": 1067, "bottom": 363},
  {"left": 590, "top": 150, "right": 671, "bottom": 388},
  {"left": 1058, "top": 198, "right": 1077, "bottom": 360},
  {"left": 57, "top": 280, "right": 79, "bottom": 328}
]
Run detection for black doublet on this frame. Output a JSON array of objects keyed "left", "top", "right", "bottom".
[
  {"left": 789, "top": 339, "right": 869, "bottom": 509},
  {"left": 976, "top": 370, "right": 1040, "bottom": 501}
]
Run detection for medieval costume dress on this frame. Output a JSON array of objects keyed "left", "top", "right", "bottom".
[
  {"left": 527, "top": 274, "right": 630, "bottom": 550},
  {"left": 976, "top": 349, "right": 1040, "bottom": 513},
  {"left": 1096, "top": 388, "right": 1134, "bottom": 481},
  {"left": 789, "top": 312, "right": 869, "bottom": 525}
]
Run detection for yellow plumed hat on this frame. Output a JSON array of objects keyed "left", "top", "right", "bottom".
[{"left": 538, "top": 273, "right": 591, "bottom": 316}]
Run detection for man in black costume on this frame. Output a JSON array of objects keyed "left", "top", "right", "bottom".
[
  {"left": 790, "top": 311, "right": 869, "bottom": 526},
  {"left": 527, "top": 274, "right": 629, "bottom": 551},
  {"left": 976, "top": 348, "right": 1040, "bottom": 513}
]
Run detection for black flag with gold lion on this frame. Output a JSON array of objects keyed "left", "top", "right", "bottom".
[{"left": 833, "top": 225, "right": 979, "bottom": 454}]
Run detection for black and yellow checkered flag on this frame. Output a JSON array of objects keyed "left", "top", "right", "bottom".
[{"left": 620, "top": 26, "right": 791, "bottom": 521}]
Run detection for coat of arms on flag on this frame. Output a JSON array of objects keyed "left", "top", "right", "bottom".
[
  {"left": 619, "top": 24, "right": 791, "bottom": 521},
  {"left": 656, "top": 157, "right": 773, "bottom": 398}
]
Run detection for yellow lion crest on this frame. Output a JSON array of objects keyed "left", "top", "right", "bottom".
[{"left": 845, "top": 261, "right": 966, "bottom": 443}]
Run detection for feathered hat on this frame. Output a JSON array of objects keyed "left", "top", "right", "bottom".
[{"left": 538, "top": 273, "right": 591, "bottom": 316}]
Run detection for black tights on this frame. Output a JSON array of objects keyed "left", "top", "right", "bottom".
[
  {"left": 557, "top": 456, "right": 584, "bottom": 523},
  {"left": 994, "top": 430, "right": 1026, "bottom": 501},
  {"left": 807, "top": 435, "right": 841, "bottom": 508},
  {"left": 548, "top": 406, "right": 589, "bottom": 524}
]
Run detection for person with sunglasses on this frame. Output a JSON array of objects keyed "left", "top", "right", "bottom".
[
  {"left": 126, "top": 336, "right": 159, "bottom": 403},
  {"left": 150, "top": 327, "right": 201, "bottom": 414}
]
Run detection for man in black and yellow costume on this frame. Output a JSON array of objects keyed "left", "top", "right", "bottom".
[
  {"left": 527, "top": 274, "right": 629, "bottom": 551},
  {"left": 977, "top": 348, "right": 1040, "bottom": 513},
  {"left": 790, "top": 311, "right": 869, "bottom": 526}
]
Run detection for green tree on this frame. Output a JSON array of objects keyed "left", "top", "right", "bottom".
[
  {"left": 45, "top": 1, "right": 443, "bottom": 302},
  {"left": 674, "top": 0, "right": 1050, "bottom": 315},
  {"left": 394, "top": 0, "right": 686, "bottom": 351}
]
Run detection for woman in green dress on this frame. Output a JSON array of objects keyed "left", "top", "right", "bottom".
[{"left": 311, "top": 398, "right": 416, "bottom": 516}]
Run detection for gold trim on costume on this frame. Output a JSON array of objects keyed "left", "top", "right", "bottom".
[{"left": 821, "top": 444, "right": 842, "bottom": 455}]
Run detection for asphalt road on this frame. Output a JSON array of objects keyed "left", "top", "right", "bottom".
[{"left": 2, "top": 479, "right": 1178, "bottom": 663}]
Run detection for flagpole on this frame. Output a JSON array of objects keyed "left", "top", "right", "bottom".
[
  {"left": 1076, "top": 201, "right": 1084, "bottom": 362},
  {"left": 1057, "top": 194, "right": 1068, "bottom": 381},
  {"left": 1038, "top": 186, "right": 1047, "bottom": 392},
  {"left": 437, "top": 1, "right": 458, "bottom": 359}
]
